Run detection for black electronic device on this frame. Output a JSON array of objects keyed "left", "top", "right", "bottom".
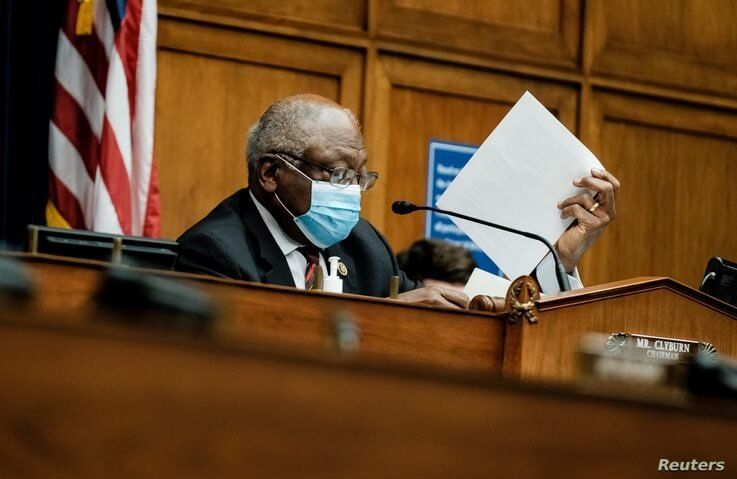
[
  {"left": 28, "top": 225, "right": 178, "bottom": 270},
  {"left": 700, "top": 257, "right": 737, "bottom": 307},
  {"left": 95, "top": 267, "right": 215, "bottom": 332}
]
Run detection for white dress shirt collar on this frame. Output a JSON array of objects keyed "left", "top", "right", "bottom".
[
  {"left": 249, "top": 190, "right": 327, "bottom": 290},
  {"left": 249, "top": 190, "right": 303, "bottom": 256}
]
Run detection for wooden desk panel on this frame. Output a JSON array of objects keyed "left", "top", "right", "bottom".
[
  {"left": 15, "top": 254, "right": 506, "bottom": 373},
  {"left": 1, "top": 318, "right": 735, "bottom": 479},
  {"left": 6, "top": 254, "right": 737, "bottom": 384},
  {"left": 508, "top": 279, "right": 737, "bottom": 382}
]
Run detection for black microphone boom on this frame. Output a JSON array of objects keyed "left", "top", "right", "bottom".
[{"left": 391, "top": 200, "right": 571, "bottom": 292}]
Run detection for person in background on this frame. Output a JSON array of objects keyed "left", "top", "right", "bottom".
[{"left": 396, "top": 239, "right": 477, "bottom": 291}]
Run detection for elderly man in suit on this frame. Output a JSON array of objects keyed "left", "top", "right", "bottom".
[{"left": 175, "top": 94, "right": 619, "bottom": 308}]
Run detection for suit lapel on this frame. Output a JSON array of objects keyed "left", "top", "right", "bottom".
[
  {"left": 325, "top": 243, "right": 358, "bottom": 294},
  {"left": 239, "top": 189, "right": 296, "bottom": 287}
]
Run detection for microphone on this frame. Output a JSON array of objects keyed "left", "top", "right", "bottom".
[
  {"left": 391, "top": 201, "right": 418, "bottom": 215},
  {"left": 391, "top": 200, "right": 571, "bottom": 292}
]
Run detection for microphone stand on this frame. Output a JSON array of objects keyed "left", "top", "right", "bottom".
[{"left": 392, "top": 201, "right": 571, "bottom": 292}]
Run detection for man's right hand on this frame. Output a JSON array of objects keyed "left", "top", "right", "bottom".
[{"left": 394, "top": 286, "right": 470, "bottom": 309}]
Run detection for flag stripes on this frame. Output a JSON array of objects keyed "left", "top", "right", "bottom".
[
  {"left": 48, "top": 0, "right": 159, "bottom": 237},
  {"left": 48, "top": 170, "right": 85, "bottom": 230},
  {"left": 61, "top": 1, "right": 109, "bottom": 92},
  {"left": 51, "top": 81, "right": 99, "bottom": 179}
]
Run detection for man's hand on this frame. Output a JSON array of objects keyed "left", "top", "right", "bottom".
[
  {"left": 556, "top": 168, "right": 620, "bottom": 272},
  {"left": 395, "top": 286, "right": 470, "bottom": 309}
]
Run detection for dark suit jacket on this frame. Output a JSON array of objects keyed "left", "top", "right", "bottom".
[{"left": 175, "top": 188, "right": 419, "bottom": 297}]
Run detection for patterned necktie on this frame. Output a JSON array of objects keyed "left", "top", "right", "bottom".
[{"left": 297, "top": 246, "right": 321, "bottom": 290}]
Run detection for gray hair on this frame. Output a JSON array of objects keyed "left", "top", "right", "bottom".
[{"left": 246, "top": 96, "right": 360, "bottom": 180}]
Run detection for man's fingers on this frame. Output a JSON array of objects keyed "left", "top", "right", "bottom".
[
  {"left": 439, "top": 288, "right": 470, "bottom": 308},
  {"left": 395, "top": 286, "right": 469, "bottom": 309},
  {"left": 555, "top": 169, "right": 619, "bottom": 272},
  {"left": 591, "top": 168, "right": 621, "bottom": 193},
  {"left": 560, "top": 203, "right": 596, "bottom": 222},
  {"left": 420, "top": 297, "right": 461, "bottom": 308},
  {"left": 573, "top": 175, "right": 616, "bottom": 206},
  {"left": 558, "top": 192, "right": 596, "bottom": 211}
]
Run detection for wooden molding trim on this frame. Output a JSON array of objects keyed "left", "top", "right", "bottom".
[
  {"left": 539, "top": 276, "right": 737, "bottom": 319},
  {"left": 157, "top": 16, "right": 365, "bottom": 115},
  {"left": 374, "top": 0, "right": 581, "bottom": 71},
  {"left": 159, "top": 0, "right": 368, "bottom": 35},
  {"left": 4, "top": 252, "right": 506, "bottom": 321}
]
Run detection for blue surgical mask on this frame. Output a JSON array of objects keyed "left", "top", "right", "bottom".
[{"left": 275, "top": 165, "right": 361, "bottom": 248}]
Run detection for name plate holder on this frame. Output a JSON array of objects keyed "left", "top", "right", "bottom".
[
  {"left": 605, "top": 333, "right": 717, "bottom": 363},
  {"left": 577, "top": 333, "right": 719, "bottom": 399}
]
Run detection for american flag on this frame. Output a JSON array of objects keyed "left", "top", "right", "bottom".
[{"left": 47, "top": 0, "right": 160, "bottom": 236}]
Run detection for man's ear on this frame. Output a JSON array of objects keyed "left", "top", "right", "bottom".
[{"left": 257, "top": 155, "right": 279, "bottom": 193}]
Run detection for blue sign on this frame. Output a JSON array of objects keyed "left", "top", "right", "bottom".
[{"left": 426, "top": 140, "right": 502, "bottom": 276}]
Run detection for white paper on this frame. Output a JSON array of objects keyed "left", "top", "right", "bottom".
[
  {"left": 464, "top": 267, "right": 551, "bottom": 300},
  {"left": 436, "top": 91, "right": 603, "bottom": 279},
  {"left": 464, "top": 268, "right": 511, "bottom": 299}
]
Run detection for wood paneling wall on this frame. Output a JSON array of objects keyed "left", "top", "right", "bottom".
[
  {"left": 579, "top": 90, "right": 737, "bottom": 285},
  {"left": 155, "top": 0, "right": 737, "bottom": 288},
  {"left": 155, "top": 18, "right": 363, "bottom": 236}
]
